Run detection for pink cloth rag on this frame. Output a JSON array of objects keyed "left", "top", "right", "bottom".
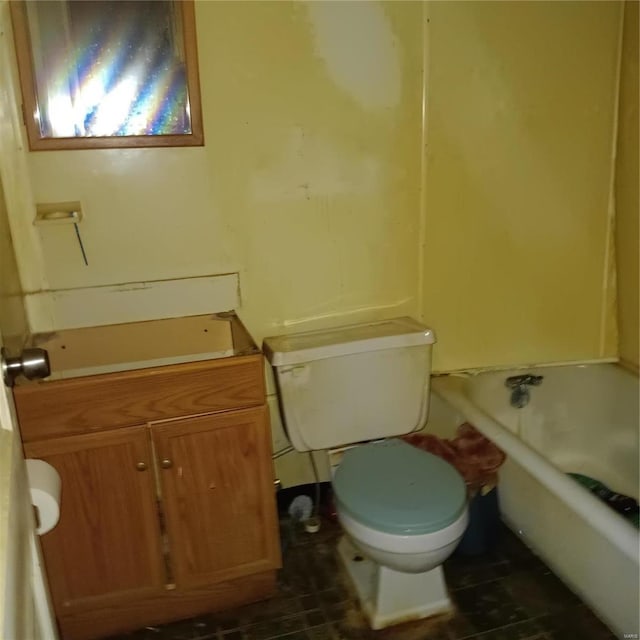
[{"left": 403, "top": 423, "right": 506, "bottom": 492}]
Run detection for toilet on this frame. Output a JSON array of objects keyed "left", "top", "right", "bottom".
[{"left": 263, "top": 317, "right": 468, "bottom": 629}]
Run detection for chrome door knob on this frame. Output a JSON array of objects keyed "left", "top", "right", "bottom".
[{"left": 2, "top": 347, "right": 50, "bottom": 387}]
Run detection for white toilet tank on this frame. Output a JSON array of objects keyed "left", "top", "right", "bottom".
[{"left": 263, "top": 318, "right": 435, "bottom": 452}]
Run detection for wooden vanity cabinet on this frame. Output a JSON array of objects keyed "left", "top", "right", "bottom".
[
  {"left": 153, "top": 405, "right": 280, "bottom": 589},
  {"left": 14, "top": 346, "right": 281, "bottom": 640},
  {"left": 23, "top": 426, "right": 166, "bottom": 612}
]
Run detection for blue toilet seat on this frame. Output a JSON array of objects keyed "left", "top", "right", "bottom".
[{"left": 333, "top": 439, "right": 467, "bottom": 536}]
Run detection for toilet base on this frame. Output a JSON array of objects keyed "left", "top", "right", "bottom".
[{"left": 338, "top": 536, "right": 453, "bottom": 630}]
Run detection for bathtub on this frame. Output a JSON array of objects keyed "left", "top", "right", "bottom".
[{"left": 430, "top": 364, "right": 639, "bottom": 638}]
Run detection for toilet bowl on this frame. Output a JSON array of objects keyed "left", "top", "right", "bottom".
[
  {"left": 263, "top": 318, "right": 467, "bottom": 629},
  {"left": 331, "top": 439, "right": 468, "bottom": 627},
  {"left": 332, "top": 439, "right": 468, "bottom": 563},
  {"left": 338, "top": 507, "right": 468, "bottom": 573}
]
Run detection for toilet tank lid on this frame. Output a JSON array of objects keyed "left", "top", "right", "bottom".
[{"left": 263, "top": 317, "right": 435, "bottom": 366}]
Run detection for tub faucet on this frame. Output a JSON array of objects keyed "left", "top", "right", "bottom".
[{"left": 505, "top": 374, "right": 543, "bottom": 408}]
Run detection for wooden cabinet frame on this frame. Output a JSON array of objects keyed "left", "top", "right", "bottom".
[{"left": 15, "top": 352, "right": 281, "bottom": 640}]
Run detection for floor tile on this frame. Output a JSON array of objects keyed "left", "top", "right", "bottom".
[
  {"left": 244, "top": 613, "right": 307, "bottom": 639},
  {"left": 444, "top": 555, "right": 511, "bottom": 591},
  {"left": 466, "top": 618, "right": 549, "bottom": 640},
  {"left": 305, "top": 623, "right": 339, "bottom": 640},
  {"left": 500, "top": 569, "right": 581, "bottom": 617},
  {"left": 107, "top": 516, "right": 617, "bottom": 640},
  {"left": 305, "top": 610, "right": 328, "bottom": 627},
  {"left": 537, "top": 605, "right": 617, "bottom": 640},
  {"left": 448, "top": 581, "right": 529, "bottom": 636}
]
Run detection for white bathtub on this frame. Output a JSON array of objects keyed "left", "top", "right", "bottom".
[{"left": 431, "top": 364, "right": 639, "bottom": 638}]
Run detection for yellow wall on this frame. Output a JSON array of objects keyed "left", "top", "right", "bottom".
[
  {"left": 421, "top": 0, "right": 622, "bottom": 371},
  {"left": 0, "top": 0, "right": 35, "bottom": 344},
  {"left": 13, "top": 1, "right": 623, "bottom": 369},
  {"left": 25, "top": 1, "right": 423, "bottom": 338},
  {"left": 3, "top": 0, "right": 629, "bottom": 489},
  {"left": 0, "top": 173, "right": 28, "bottom": 345},
  {"left": 615, "top": 1, "right": 639, "bottom": 372}
]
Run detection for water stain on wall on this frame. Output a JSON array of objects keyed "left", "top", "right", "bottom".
[{"left": 250, "top": 126, "right": 380, "bottom": 202}]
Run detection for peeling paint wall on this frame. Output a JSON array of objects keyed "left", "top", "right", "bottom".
[
  {"left": 23, "top": 1, "right": 423, "bottom": 340},
  {"left": 16, "top": 1, "right": 622, "bottom": 373},
  {"left": 615, "top": 1, "right": 639, "bottom": 372},
  {"left": 202, "top": 1, "right": 424, "bottom": 337}
]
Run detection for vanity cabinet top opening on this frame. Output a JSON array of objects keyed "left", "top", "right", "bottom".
[{"left": 22, "top": 312, "right": 259, "bottom": 382}]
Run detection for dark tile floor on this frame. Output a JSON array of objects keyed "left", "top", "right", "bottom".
[{"left": 108, "top": 515, "right": 616, "bottom": 640}]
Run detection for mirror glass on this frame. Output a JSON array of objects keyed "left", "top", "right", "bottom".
[{"left": 11, "top": 0, "right": 203, "bottom": 149}]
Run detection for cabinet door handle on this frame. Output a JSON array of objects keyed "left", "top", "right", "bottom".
[
  {"left": 136, "top": 462, "right": 147, "bottom": 471},
  {"left": 161, "top": 458, "right": 173, "bottom": 469}
]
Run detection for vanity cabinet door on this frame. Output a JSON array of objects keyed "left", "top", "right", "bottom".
[
  {"left": 24, "top": 426, "right": 166, "bottom": 614},
  {"left": 152, "top": 406, "right": 281, "bottom": 590}
]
